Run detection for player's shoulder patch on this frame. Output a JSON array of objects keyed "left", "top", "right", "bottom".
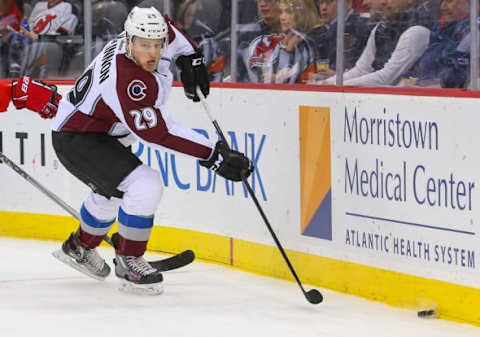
[
  {"left": 115, "top": 55, "right": 159, "bottom": 106},
  {"left": 127, "top": 79, "right": 147, "bottom": 101}
]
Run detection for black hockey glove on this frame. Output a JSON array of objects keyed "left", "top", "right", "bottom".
[
  {"left": 199, "top": 141, "right": 253, "bottom": 181},
  {"left": 176, "top": 51, "right": 210, "bottom": 102}
]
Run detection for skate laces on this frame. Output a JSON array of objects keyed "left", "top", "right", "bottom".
[
  {"left": 126, "top": 256, "right": 156, "bottom": 276},
  {"left": 83, "top": 249, "right": 105, "bottom": 272}
]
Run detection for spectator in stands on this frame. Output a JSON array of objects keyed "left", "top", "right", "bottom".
[
  {"left": 438, "top": 31, "right": 471, "bottom": 88},
  {"left": 173, "top": 0, "right": 219, "bottom": 37},
  {"left": 0, "top": 0, "right": 23, "bottom": 77},
  {"left": 413, "top": 0, "right": 439, "bottom": 29},
  {"left": 17, "top": 0, "right": 77, "bottom": 78},
  {"left": 307, "top": 0, "right": 372, "bottom": 76},
  {"left": 399, "top": 0, "right": 470, "bottom": 87},
  {"left": 353, "top": 0, "right": 370, "bottom": 13},
  {"left": 323, "top": 0, "right": 430, "bottom": 86},
  {"left": 92, "top": 0, "right": 128, "bottom": 40},
  {"left": 216, "top": 0, "right": 259, "bottom": 33},
  {"left": 253, "top": 0, "right": 282, "bottom": 33},
  {"left": 221, "top": 0, "right": 283, "bottom": 81},
  {"left": 363, "top": 0, "right": 385, "bottom": 21},
  {"left": 243, "top": 0, "right": 318, "bottom": 83},
  {"left": 168, "top": 0, "right": 225, "bottom": 82}
]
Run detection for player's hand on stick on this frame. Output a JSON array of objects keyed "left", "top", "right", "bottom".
[
  {"left": 176, "top": 50, "right": 210, "bottom": 102},
  {"left": 199, "top": 141, "right": 253, "bottom": 181}
]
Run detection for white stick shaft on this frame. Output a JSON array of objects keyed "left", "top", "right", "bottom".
[
  {"left": 0, "top": 152, "right": 80, "bottom": 219},
  {"left": 0, "top": 151, "right": 114, "bottom": 246},
  {"left": 196, "top": 87, "right": 215, "bottom": 123}
]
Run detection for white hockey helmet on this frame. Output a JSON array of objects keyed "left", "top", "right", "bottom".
[{"left": 124, "top": 6, "right": 168, "bottom": 41}]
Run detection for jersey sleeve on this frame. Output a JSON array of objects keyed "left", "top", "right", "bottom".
[
  {"left": 325, "top": 25, "right": 377, "bottom": 85},
  {"left": 163, "top": 15, "right": 197, "bottom": 61},
  {"left": 114, "top": 56, "right": 213, "bottom": 160},
  {"left": 57, "top": 3, "right": 78, "bottom": 35},
  {"left": 341, "top": 26, "right": 430, "bottom": 86}
]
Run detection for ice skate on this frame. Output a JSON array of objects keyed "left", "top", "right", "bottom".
[
  {"left": 114, "top": 253, "right": 164, "bottom": 295},
  {"left": 52, "top": 232, "right": 111, "bottom": 281}
]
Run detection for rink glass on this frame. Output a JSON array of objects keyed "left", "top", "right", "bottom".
[{"left": 0, "top": 0, "right": 478, "bottom": 90}]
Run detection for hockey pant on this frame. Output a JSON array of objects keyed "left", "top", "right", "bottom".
[{"left": 79, "top": 164, "right": 163, "bottom": 257}]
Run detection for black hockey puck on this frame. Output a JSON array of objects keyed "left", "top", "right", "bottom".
[{"left": 417, "top": 309, "right": 436, "bottom": 318}]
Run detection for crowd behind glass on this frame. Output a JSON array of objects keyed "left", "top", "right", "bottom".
[{"left": 0, "top": 0, "right": 475, "bottom": 88}]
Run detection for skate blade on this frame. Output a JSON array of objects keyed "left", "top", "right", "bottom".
[
  {"left": 52, "top": 249, "right": 107, "bottom": 281},
  {"left": 118, "top": 280, "right": 164, "bottom": 296}
]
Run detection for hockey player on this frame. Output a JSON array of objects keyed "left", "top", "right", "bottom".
[
  {"left": 10, "top": 6, "right": 252, "bottom": 295},
  {"left": 243, "top": 0, "right": 318, "bottom": 84}
]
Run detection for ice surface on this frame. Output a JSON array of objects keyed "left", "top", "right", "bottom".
[{"left": 0, "top": 238, "right": 479, "bottom": 337}]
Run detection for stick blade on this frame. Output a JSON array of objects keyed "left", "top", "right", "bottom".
[{"left": 305, "top": 289, "right": 323, "bottom": 304}]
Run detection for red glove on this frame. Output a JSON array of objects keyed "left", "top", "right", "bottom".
[{"left": 11, "top": 76, "right": 62, "bottom": 119}]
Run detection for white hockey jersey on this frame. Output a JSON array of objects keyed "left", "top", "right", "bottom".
[
  {"left": 52, "top": 17, "right": 214, "bottom": 160},
  {"left": 28, "top": 1, "right": 78, "bottom": 35}
]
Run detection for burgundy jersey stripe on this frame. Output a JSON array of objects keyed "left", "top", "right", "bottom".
[{"left": 60, "top": 98, "right": 120, "bottom": 132}]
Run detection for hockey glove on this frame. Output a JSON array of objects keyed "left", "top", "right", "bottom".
[
  {"left": 176, "top": 51, "right": 210, "bottom": 102},
  {"left": 199, "top": 141, "right": 254, "bottom": 181},
  {"left": 11, "top": 76, "right": 62, "bottom": 119},
  {"left": 0, "top": 82, "right": 10, "bottom": 112}
]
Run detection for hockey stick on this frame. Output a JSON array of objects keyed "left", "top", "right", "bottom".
[
  {"left": 0, "top": 151, "right": 113, "bottom": 246},
  {"left": 196, "top": 88, "right": 323, "bottom": 305},
  {"left": 0, "top": 151, "right": 194, "bottom": 271}
]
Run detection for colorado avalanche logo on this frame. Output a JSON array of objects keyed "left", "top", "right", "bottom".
[{"left": 127, "top": 80, "right": 147, "bottom": 101}]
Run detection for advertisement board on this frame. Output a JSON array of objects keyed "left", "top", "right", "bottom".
[
  {"left": 1, "top": 84, "right": 479, "bottom": 293},
  {"left": 330, "top": 93, "right": 480, "bottom": 289}
]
